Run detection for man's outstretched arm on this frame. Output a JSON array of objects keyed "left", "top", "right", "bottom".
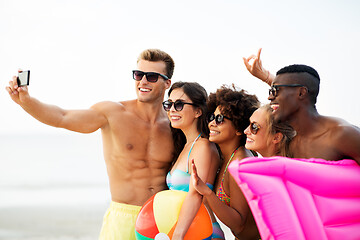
[{"left": 6, "top": 74, "right": 107, "bottom": 133}]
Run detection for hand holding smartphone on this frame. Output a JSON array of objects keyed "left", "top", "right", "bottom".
[{"left": 17, "top": 70, "right": 30, "bottom": 86}]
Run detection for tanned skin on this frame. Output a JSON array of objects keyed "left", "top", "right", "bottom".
[
  {"left": 269, "top": 73, "right": 360, "bottom": 164},
  {"left": 6, "top": 60, "right": 175, "bottom": 205},
  {"left": 244, "top": 48, "right": 360, "bottom": 164}
]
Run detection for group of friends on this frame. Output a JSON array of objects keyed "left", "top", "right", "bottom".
[{"left": 6, "top": 48, "right": 360, "bottom": 240}]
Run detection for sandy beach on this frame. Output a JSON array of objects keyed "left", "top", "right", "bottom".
[{"left": 0, "top": 205, "right": 106, "bottom": 240}]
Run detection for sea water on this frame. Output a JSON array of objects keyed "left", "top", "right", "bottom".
[
  {"left": 0, "top": 132, "right": 110, "bottom": 239},
  {"left": 0, "top": 133, "right": 233, "bottom": 239},
  {"left": 0, "top": 132, "right": 109, "bottom": 208}
]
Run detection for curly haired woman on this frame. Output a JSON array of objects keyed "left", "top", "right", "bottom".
[{"left": 192, "top": 85, "right": 260, "bottom": 240}]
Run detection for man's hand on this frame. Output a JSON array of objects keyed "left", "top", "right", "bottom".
[
  {"left": 6, "top": 71, "right": 31, "bottom": 105},
  {"left": 243, "top": 48, "right": 273, "bottom": 85}
]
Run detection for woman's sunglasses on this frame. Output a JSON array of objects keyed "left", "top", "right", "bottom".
[
  {"left": 162, "top": 100, "right": 196, "bottom": 112},
  {"left": 249, "top": 122, "right": 261, "bottom": 135},
  {"left": 132, "top": 70, "right": 169, "bottom": 83},
  {"left": 207, "top": 113, "right": 232, "bottom": 125}
]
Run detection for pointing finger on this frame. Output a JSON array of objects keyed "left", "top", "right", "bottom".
[{"left": 257, "top": 48, "right": 262, "bottom": 59}]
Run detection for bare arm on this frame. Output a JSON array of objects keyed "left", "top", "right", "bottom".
[
  {"left": 243, "top": 48, "right": 275, "bottom": 86},
  {"left": 172, "top": 143, "right": 214, "bottom": 240},
  {"left": 6, "top": 75, "right": 107, "bottom": 133},
  {"left": 191, "top": 161, "right": 248, "bottom": 236},
  {"left": 335, "top": 124, "right": 360, "bottom": 165}
]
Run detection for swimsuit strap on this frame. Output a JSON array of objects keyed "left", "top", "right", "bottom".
[
  {"left": 186, "top": 133, "right": 202, "bottom": 173},
  {"left": 216, "top": 147, "right": 239, "bottom": 206},
  {"left": 221, "top": 147, "right": 239, "bottom": 184}
]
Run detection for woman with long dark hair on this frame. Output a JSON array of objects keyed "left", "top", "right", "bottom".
[{"left": 163, "top": 81, "right": 222, "bottom": 239}]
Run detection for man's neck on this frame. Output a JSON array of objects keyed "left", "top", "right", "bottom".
[
  {"left": 289, "top": 106, "right": 321, "bottom": 135},
  {"left": 135, "top": 99, "right": 166, "bottom": 123}
]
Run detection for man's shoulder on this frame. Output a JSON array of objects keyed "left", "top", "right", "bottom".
[
  {"left": 91, "top": 99, "right": 135, "bottom": 112},
  {"left": 321, "top": 116, "right": 360, "bottom": 162},
  {"left": 319, "top": 115, "right": 354, "bottom": 129},
  {"left": 320, "top": 115, "right": 360, "bottom": 142}
]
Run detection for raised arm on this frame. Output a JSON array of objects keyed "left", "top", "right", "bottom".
[
  {"left": 6, "top": 74, "right": 107, "bottom": 133},
  {"left": 191, "top": 160, "right": 249, "bottom": 237},
  {"left": 243, "top": 48, "right": 275, "bottom": 86}
]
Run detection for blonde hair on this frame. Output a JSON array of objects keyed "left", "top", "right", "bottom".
[
  {"left": 137, "top": 49, "right": 175, "bottom": 79},
  {"left": 261, "top": 104, "right": 296, "bottom": 157}
]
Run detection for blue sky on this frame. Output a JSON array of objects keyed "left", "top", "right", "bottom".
[{"left": 1, "top": 0, "right": 359, "bottom": 134}]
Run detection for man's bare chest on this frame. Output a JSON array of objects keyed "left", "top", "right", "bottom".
[
  {"left": 290, "top": 137, "right": 340, "bottom": 160},
  {"left": 105, "top": 117, "right": 174, "bottom": 161}
]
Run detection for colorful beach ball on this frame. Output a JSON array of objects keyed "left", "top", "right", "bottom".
[{"left": 135, "top": 190, "right": 212, "bottom": 240}]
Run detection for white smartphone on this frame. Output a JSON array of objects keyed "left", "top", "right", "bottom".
[{"left": 17, "top": 70, "right": 30, "bottom": 86}]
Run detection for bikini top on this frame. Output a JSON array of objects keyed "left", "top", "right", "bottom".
[
  {"left": 216, "top": 148, "right": 238, "bottom": 206},
  {"left": 166, "top": 134, "right": 214, "bottom": 192}
]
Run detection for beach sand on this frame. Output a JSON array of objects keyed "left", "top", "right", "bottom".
[{"left": 0, "top": 205, "right": 105, "bottom": 240}]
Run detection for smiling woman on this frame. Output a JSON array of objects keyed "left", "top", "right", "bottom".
[
  {"left": 244, "top": 104, "right": 296, "bottom": 158},
  {"left": 244, "top": 55, "right": 360, "bottom": 162},
  {"left": 191, "top": 85, "right": 261, "bottom": 240},
  {"left": 2, "top": 2, "right": 360, "bottom": 240},
  {"left": 163, "top": 81, "right": 222, "bottom": 239}
]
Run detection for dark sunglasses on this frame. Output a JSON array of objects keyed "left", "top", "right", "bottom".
[
  {"left": 132, "top": 70, "right": 169, "bottom": 83},
  {"left": 269, "top": 84, "right": 306, "bottom": 97},
  {"left": 207, "top": 113, "right": 232, "bottom": 125},
  {"left": 162, "top": 100, "right": 196, "bottom": 112},
  {"left": 249, "top": 122, "right": 261, "bottom": 135}
]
